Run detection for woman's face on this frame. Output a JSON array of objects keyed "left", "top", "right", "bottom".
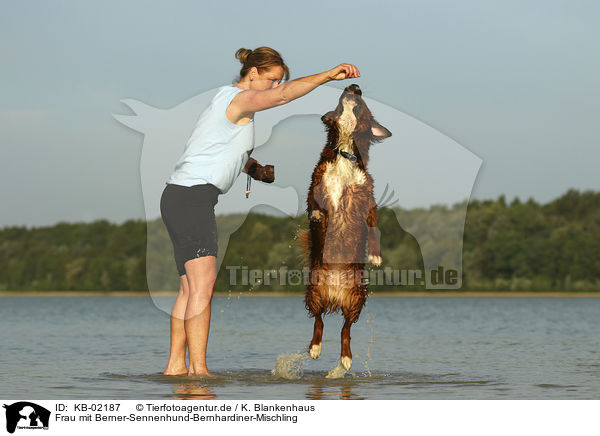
[{"left": 249, "top": 65, "right": 285, "bottom": 90}]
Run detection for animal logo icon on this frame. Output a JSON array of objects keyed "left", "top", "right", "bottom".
[
  {"left": 113, "top": 84, "right": 481, "bottom": 314},
  {"left": 3, "top": 402, "right": 50, "bottom": 434}
]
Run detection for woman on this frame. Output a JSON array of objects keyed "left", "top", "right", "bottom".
[{"left": 160, "top": 46, "right": 360, "bottom": 376}]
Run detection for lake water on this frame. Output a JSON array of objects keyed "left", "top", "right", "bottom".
[{"left": 1, "top": 295, "right": 599, "bottom": 400}]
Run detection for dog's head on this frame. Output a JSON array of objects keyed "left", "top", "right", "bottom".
[{"left": 321, "top": 84, "right": 392, "bottom": 147}]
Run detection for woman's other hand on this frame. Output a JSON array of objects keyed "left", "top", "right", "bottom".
[{"left": 327, "top": 63, "right": 360, "bottom": 81}]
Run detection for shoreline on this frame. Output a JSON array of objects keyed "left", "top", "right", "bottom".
[{"left": 1, "top": 290, "right": 600, "bottom": 298}]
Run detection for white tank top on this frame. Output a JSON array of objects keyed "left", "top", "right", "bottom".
[{"left": 166, "top": 85, "right": 255, "bottom": 194}]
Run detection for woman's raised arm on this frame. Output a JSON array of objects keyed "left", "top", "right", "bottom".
[{"left": 233, "top": 64, "right": 360, "bottom": 116}]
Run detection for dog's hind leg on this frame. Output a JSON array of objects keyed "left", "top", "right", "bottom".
[
  {"left": 309, "top": 313, "right": 324, "bottom": 359},
  {"left": 328, "top": 288, "right": 366, "bottom": 377},
  {"left": 325, "top": 317, "right": 353, "bottom": 379},
  {"left": 305, "top": 285, "right": 325, "bottom": 359},
  {"left": 340, "top": 317, "right": 353, "bottom": 371}
]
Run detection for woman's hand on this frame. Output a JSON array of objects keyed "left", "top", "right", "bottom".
[{"left": 327, "top": 63, "right": 360, "bottom": 81}]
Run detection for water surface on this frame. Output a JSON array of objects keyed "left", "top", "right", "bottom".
[{"left": 1, "top": 296, "right": 599, "bottom": 399}]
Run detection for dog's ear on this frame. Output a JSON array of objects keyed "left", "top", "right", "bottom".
[
  {"left": 371, "top": 119, "right": 392, "bottom": 140},
  {"left": 321, "top": 110, "right": 337, "bottom": 127}
]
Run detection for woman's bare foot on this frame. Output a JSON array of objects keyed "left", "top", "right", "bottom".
[
  {"left": 187, "top": 366, "right": 215, "bottom": 377},
  {"left": 187, "top": 370, "right": 215, "bottom": 377},
  {"left": 163, "top": 361, "right": 188, "bottom": 375}
]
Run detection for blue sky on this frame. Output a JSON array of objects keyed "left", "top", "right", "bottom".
[{"left": 1, "top": 0, "right": 598, "bottom": 227}]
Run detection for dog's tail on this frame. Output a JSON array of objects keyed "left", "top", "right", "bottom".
[{"left": 295, "top": 227, "right": 311, "bottom": 267}]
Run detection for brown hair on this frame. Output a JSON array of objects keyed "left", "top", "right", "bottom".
[{"left": 234, "top": 47, "right": 290, "bottom": 83}]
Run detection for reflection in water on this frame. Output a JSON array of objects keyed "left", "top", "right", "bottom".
[
  {"left": 99, "top": 369, "right": 495, "bottom": 401},
  {"left": 160, "top": 370, "right": 370, "bottom": 400},
  {"left": 171, "top": 381, "right": 216, "bottom": 400},
  {"left": 307, "top": 381, "right": 364, "bottom": 400}
]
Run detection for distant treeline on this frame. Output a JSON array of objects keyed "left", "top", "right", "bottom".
[{"left": 1, "top": 189, "right": 599, "bottom": 292}]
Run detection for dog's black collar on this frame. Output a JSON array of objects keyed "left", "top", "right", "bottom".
[
  {"left": 329, "top": 146, "right": 358, "bottom": 164},
  {"left": 339, "top": 150, "right": 358, "bottom": 163}
]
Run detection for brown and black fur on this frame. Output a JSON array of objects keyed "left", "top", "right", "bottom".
[{"left": 297, "top": 84, "right": 391, "bottom": 375}]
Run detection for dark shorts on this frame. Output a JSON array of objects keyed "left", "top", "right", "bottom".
[{"left": 160, "top": 183, "right": 220, "bottom": 276}]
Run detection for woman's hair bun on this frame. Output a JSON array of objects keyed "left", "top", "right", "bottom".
[
  {"left": 232, "top": 46, "right": 289, "bottom": 84},
  {"left": 235, "top": 48, "right": 253, "bottom": 64}
]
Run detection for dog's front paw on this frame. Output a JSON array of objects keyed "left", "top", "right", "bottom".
[
  {"left": 309, "top": 343, "right": 321, "bottom": 359},
  {"left": 310, "top": 210, "right": 324, "bottom": 221},
  {"left": 368, "top": 254, "right": 382, "bottom": 266},
  {"left": 341, "top": 356, "right": 352, "bottom": 371}
]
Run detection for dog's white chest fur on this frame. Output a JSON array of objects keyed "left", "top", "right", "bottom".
[{"left": 322, "top": 144, "right": 366, "bottom": 211}]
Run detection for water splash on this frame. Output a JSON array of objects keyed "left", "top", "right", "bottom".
[
  {"left": 361, "top": 295, "right": 375, "bottom": 377},
  {"left": 271, "top": 352, "right": 310, "bottom": 380},
  {"left": 325, "top": 363, "right": 348, "bottom": 379},
  {"left": 248, "top": 278, "right": 262, "bottom": 292},
  {"left": 214, "top": 289, "right": 234, "bottom": 353}
]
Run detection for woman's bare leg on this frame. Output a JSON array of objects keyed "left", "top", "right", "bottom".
[
  {"left": 184, "top": 255, "right": 217, "bottom": 377},
  {"left": 163, "top": 275, "right": 190, "bottom": 375}
]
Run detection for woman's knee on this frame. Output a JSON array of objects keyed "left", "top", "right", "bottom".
[
  {"left": 179, "top": 275, "right": 190, "bottom": 295},
  {"left": 184, "top": 258, "right": 217, "bottom": 294},
  {"left": 191, "top": 272, "right": 216, "bottom": 295}
]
